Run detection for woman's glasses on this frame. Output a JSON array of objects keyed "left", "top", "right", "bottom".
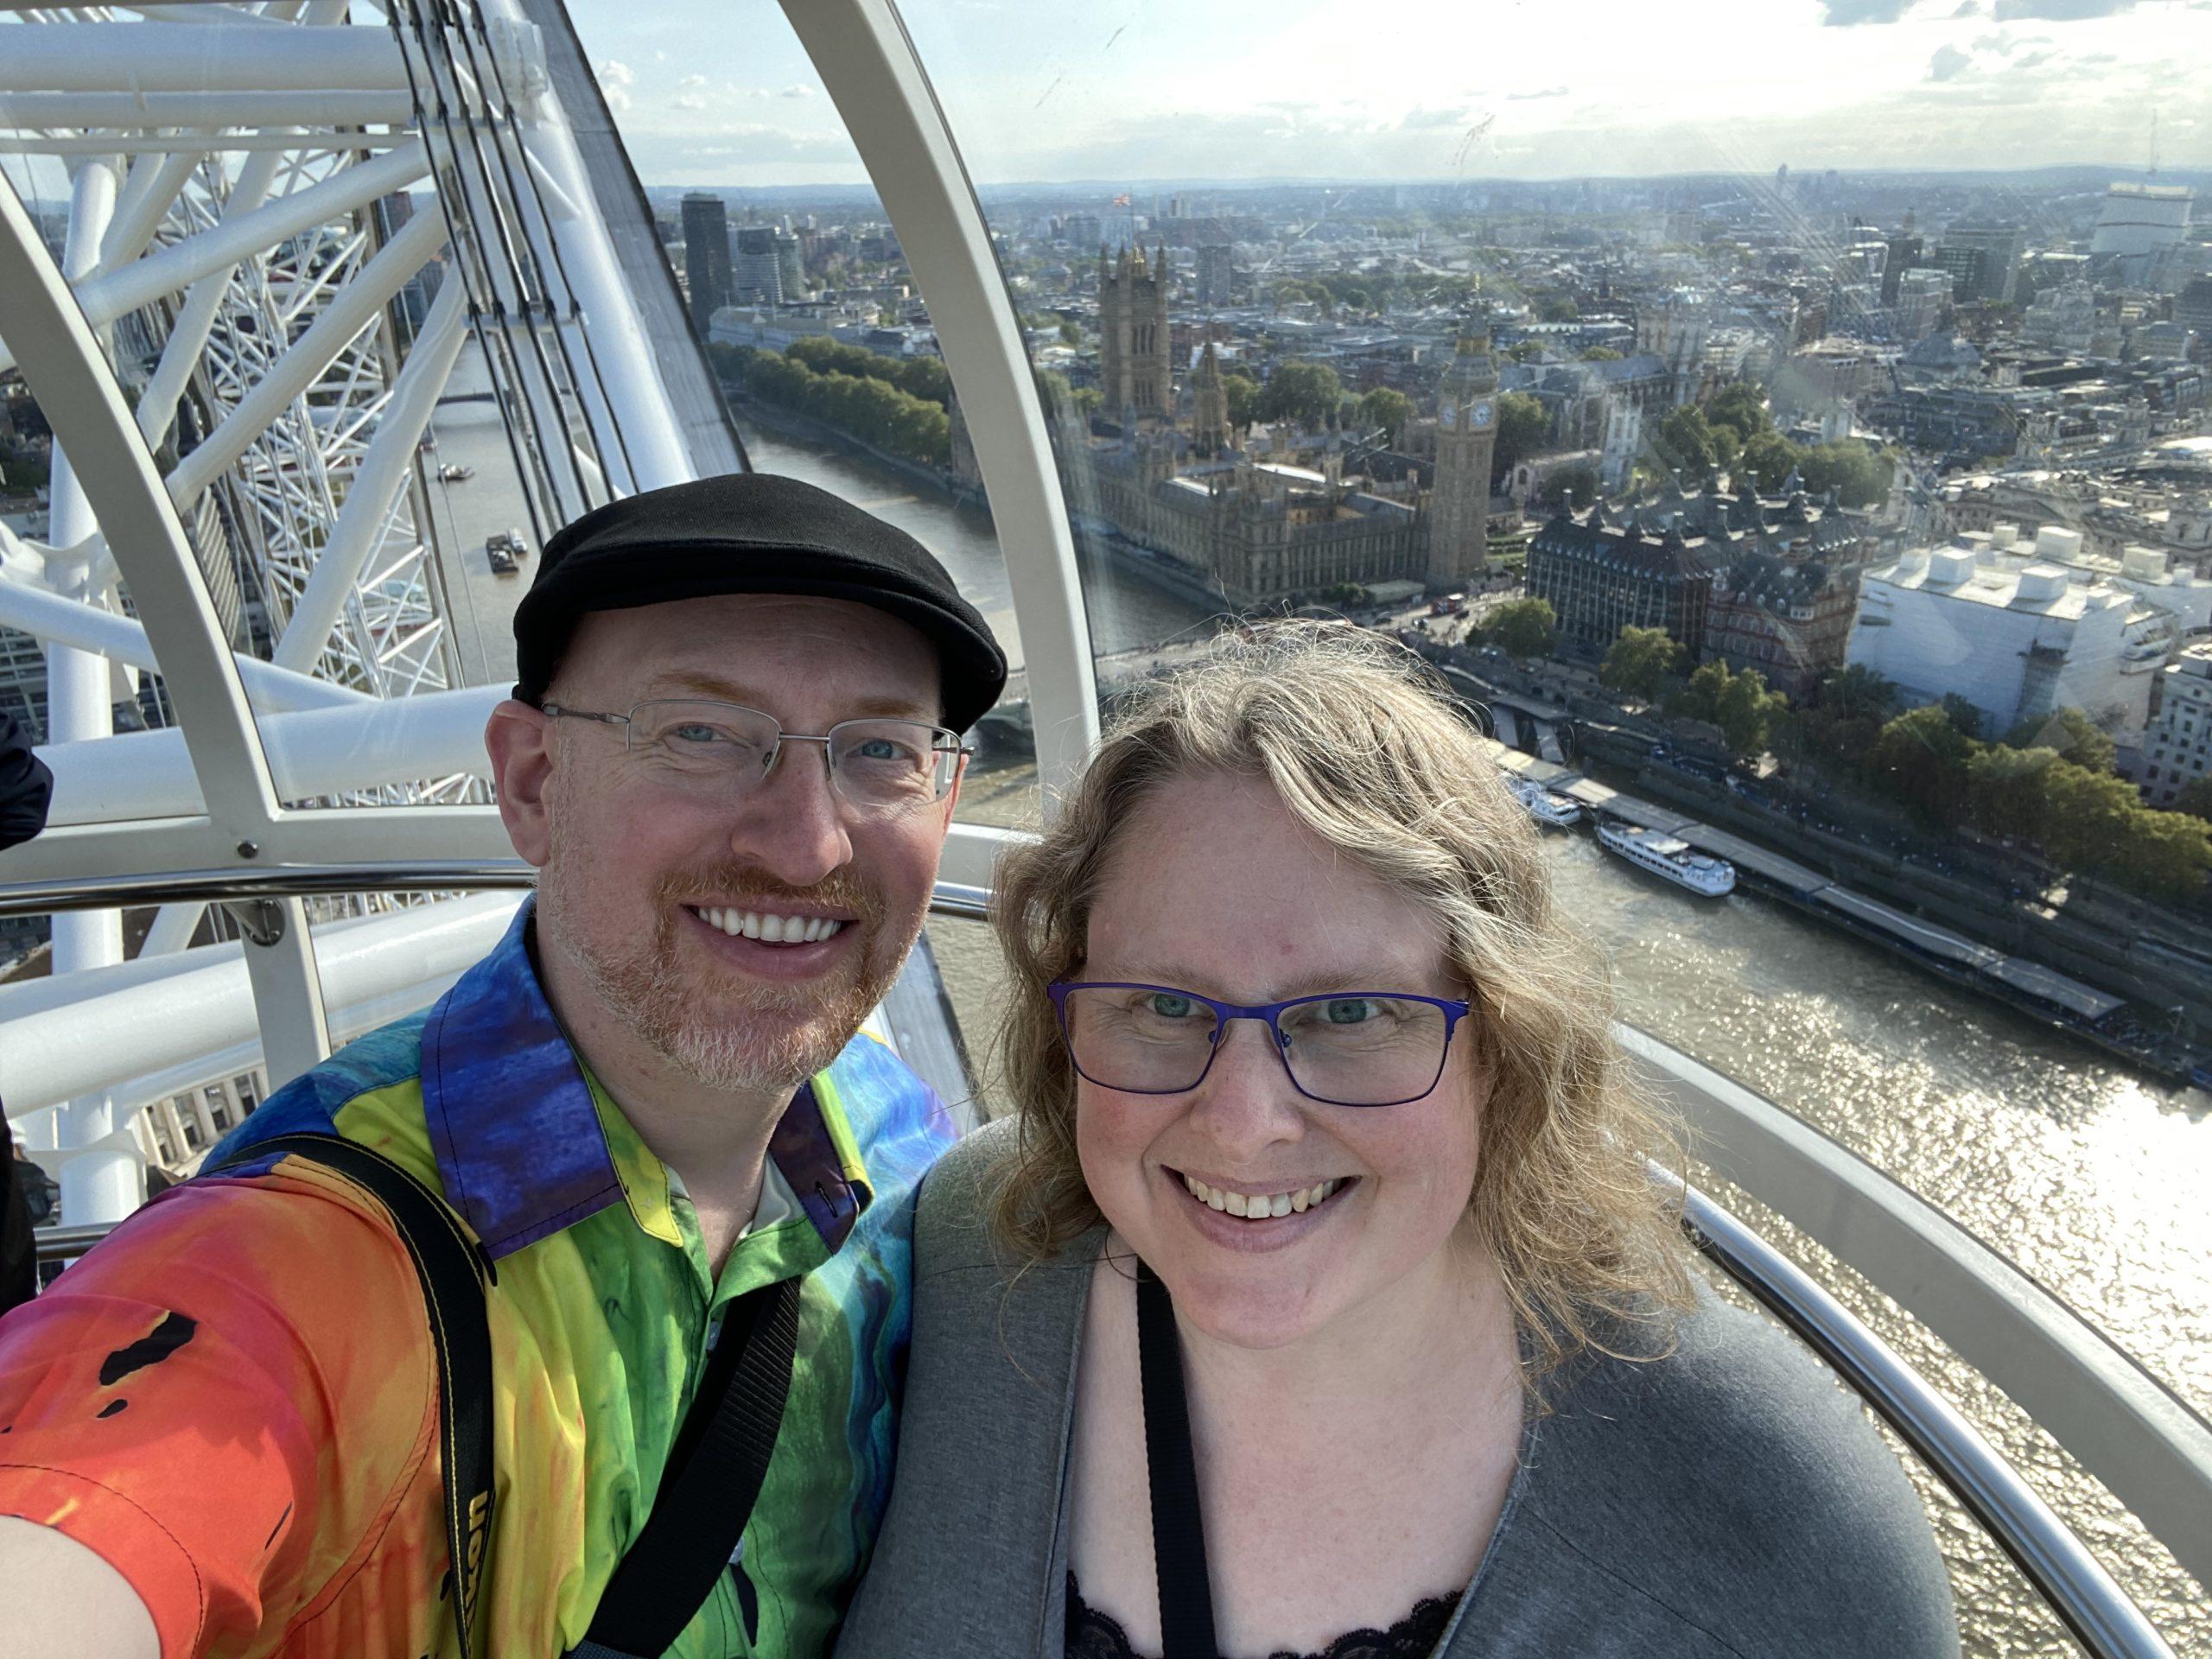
[{"left": 1047, "top": 981, "right": 1471, "bottom": 1108}]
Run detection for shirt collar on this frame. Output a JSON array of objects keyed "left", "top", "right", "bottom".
[{"left": 421, "top": 899, "right": 872, "bottom": 1262}]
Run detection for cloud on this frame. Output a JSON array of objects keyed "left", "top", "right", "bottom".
[
  {"left": 599, "top": 59, "right": 634, "bottom": 111},
  {"left": 1993, "top": 0, "right": 2138, "bottom": 16},
  {"left": 1928, "top": 42, "right": 1974, "bottom": 76},
  {"left": 679, "top": 73, "right": 708, "bottom": 90},
  {"left": 673, "top": 94, "right": 707, "bottom": 111},
  {"left": 1952, "top": 0, "right": 1986, "bottom": 13},
  {"left": 1402, "top": 105, "right": 1474, "bottom": 128},
  {"left": 1506, "top": 86, "right": 1570, "bottom": 102},
  {"left": 1818, "top": 0, "right": 1913, "bottom": 22},
  {"left": 779, "top": 84, "right": 817, "bottom": 99}
]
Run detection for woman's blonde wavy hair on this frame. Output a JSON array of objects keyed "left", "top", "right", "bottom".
[{"left": 985, "top": 620, "right": 1693, "bottom": 1384}]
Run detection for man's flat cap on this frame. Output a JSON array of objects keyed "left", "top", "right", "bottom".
[{"left": 512, "top": 473, "right": 1008, "bottom": 732}]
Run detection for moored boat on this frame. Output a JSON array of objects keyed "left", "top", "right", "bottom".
[
  {"left": 1504, "top": 772, "right": 1583, "bottom": 827},
  {"left": 1596, "top": 819, "right": 1736, "bottom": 897}
]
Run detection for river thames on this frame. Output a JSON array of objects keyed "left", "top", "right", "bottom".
[{"left": 729, "top": 416, "right": 2209, "bottom": 1656}]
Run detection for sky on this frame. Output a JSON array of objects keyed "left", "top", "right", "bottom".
[{"left": 563, "top": 0, "right": 2212, "bottom": 189}]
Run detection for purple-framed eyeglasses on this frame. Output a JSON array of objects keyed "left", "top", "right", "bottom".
[{"left": 1047, "top": 981, "right": 1472, "bottom": 1108}]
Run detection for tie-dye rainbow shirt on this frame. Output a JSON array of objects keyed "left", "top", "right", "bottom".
[{"left": 0, "top": 900, "right": 957, "bottom": 1658}]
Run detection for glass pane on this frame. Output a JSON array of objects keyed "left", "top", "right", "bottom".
[
  {"left": 898, "top": 0, "right": 2211, "bottom": 1642},
  {"left": 561, "top": 0, "right": 1039, "bottom": 825}
]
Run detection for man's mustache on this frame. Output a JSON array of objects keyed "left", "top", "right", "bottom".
[{"left": 655, "top": 866, "right": 887, "bottom": 925}]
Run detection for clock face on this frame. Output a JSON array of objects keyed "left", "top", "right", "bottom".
[
  {"left": 1440, "top": 404, "right": 1456, "bottom": 429},
  {"left": 1471, "top": 400, "right": 1495, "bottom": 429}
]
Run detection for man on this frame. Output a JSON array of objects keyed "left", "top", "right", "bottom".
[
  {"left": 0, "top": 474, "right": 1005, "bottom": 1658},
  {"left": 1, "top": 704, "right": 55, "bottom": 1317}
]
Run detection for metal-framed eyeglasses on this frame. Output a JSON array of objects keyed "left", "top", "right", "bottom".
[
  {"left": 1047, "top": 981, "right": 1473, "bottom": 1108},
  {"left": 540, "top": 698, "right": 969, "bottom": 813}
]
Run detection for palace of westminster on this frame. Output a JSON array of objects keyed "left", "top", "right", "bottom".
[{"left": 1024, "top": 243, "right": 1506, "bottom": 607}]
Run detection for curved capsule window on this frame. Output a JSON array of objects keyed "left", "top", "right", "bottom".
[{"left": 0, "top": 1, "right": 2207, "bottom": 1652}]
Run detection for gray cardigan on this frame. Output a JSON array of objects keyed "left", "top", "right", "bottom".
[{"left": 837, "top": 1120, "right": 1958, "bottom": 1658}]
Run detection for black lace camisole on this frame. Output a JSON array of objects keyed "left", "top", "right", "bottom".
[{"left": 1066, "top": 1573, "right": 1463, "bottom": 1659}]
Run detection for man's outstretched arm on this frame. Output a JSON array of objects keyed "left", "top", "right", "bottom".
[
  {"left": 0, "top": 1516, "right": 159, "bottom": 1659},
  {"left": 0, "top": 1172, "right": 437, "bottom": 1656}
]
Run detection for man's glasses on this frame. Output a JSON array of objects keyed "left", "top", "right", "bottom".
[
  {"left": 541, "top": 699, "right": 967, "bottom": 813},
  {"left": 1047, "top": 982, "right": 1472, "bottom": 1108}
]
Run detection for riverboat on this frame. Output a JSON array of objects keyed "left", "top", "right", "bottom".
[
  {"left": 1596, "top": 820, "right": 1737, "bottom": 897},
  {"left": 1504, "top": 772, "right": 1583, "bottom": 828}
]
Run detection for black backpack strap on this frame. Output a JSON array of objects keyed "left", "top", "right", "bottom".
[
  {"left": 207, "top": 1132, "right": 496, "bottom": 1659},
  {"left": 567, "top": 1273, "right": 803, "bottom": 1659}
]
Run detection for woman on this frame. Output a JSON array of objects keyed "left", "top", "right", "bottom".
[{"left": 840, "top": 625, "right": 1955, "bottom": 1658}]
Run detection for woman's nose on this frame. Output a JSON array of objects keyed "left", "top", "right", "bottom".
[{"left": 1185, "top": 1018, "right": 1307, "bottom": 1152}]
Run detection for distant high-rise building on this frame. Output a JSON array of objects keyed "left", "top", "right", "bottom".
[
  {"left": 1427, "top": 321, "right": 1498, "bottom": 588},
  {"left": 1196, "top": 242, "right": 1235, "bottom": 308},
  {"left": 2175, "top": 276, "right": 2212, "bottom": 347},
  {"left": 1065, "top": 213, "right": 1103, "bottom": 249},
  {"left": 680, "top": 193, "right": 732, "bottom": 331},
  {"left": 773, "top": 231, "right": 804, "bottom": 301},
  {"left": 2091, "top": 181, "right": 2192, "bottom": 259},
  {"left": 1098, "top": 242, "right": 1173, "bottom": 422},
  {"left": 1939, "top": 219, "right": 2022, "bottom": 303},
  {"left": 1880, "top": 233, "right": 1923, "bottom": 304},
  {"left": 734, "top": 225, "right": 783, "bottom": 305},
  {"left": 1894, "top": 267, "right": 1954, "bottom": 342}
]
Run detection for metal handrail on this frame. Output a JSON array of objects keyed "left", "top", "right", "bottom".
[
  {"left": 0, "top": 861, "right": 539, "bottom": 916},
  {"left": 1, "top": 860, "right": 2183, "bottom": 1652},
  {"left": 1671, "top": 1174, "right": 2173, "bottom": 1659}
]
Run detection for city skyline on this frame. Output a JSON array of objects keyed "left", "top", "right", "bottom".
[{"left": 568, "top": 0, "right": 2212, "bottom": 188}]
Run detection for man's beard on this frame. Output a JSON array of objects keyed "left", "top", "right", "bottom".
[{"left": 538, "top": 834, "right": 912, "bottom": 1096}]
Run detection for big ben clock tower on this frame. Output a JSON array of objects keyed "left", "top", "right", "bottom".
[{"left": 1427, "top": 320, "right": 1499, "bottom": 589}]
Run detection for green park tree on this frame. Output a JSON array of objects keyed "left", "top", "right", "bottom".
[
  {"left": 1535, "top": 466, "right": 1601, "bottom": 512},
  {"left": 1482, "top": 596, "right": 1558, "bottom": 659},
  {"left": 2005, "top": 706, "right": 2116, "bottom": 774},
  {"left": 1599, "top": 626, "right": 1688, "bottom": 702},
  {"left": 1491, "top": 392, "right": 1550, "bottom": 489},
  {"left": 1865, "top": 704, "right": 1976, "bottom": 824},
  {"left": 1223, "top": 373, "right": 1262, "bottom": 431},
  {"left": 1965, "top": 742, "right": 2059, "bottom": 842},
  {"left": 1261, "top": 361, "right": 1344, "bottom": 429},
  {"left": 2177, "top": 778, "right": 2212, "bottom": 823},
  {"left": 1713, "top": 668, "right": 1789, "bottom": 759},
  {"left": 1357, "top": 386, "right": 1414, "bottom": 445}
]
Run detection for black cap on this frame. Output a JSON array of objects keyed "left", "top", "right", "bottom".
[{"left": 512, "top": 474, "right": 1008, "bottom": 733}]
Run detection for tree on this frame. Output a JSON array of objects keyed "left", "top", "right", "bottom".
[
  {"left": 1578, "top": 346, "right": 1623, "bottom": 362},
  {"left": 1866, "top": 704, "right": 1975, "bottom": 824},
  {"left": 1667, "top": 659, "right": 1735, "bottom": 726},
  {"left": 1713, "top": 667, "right": 1789, "bottom": 759},
  {"left": 1653, "top": 405, "right": 1723, "bottom": 478},
  {"left": 1223, "top": 373, "right": 1261, "bottom": 431},
  {"left": 1703, "top": 383, "right": 1770, "bottom": 446},
  {"left": 2177, "top": 777, "right": 2212, "bottom": 823},
  {"left": 1819, "top": 664, "right": 1901, "bottom": 723},
  {"left": 1938, "top": 693, "right": 1984, "bottom": 741},
  {"left": 2108, "top": 808, "right": 2212, "bottom": 902},
  {"left": 1537, "top": 296, "right": 1580, "bottom": 322},
  {"left": 1357, "top": 386, "right": 1414, "bottom": 445},
  {"left": 1325, "top": 582, "right": 1370, "bottom": 611},
  {"left": 1058, "top": 319, "right": 1082, "bottom": 346},
  {"left": 1491, "top": 391, "right": 1550, "bottom": 488},
  {"left": 1966, "top": 743, "right": 2059, "bottom": 843},
  {"left": 1483, "top": 597, "right": 1558, "bottom": 659},
  {"left": 2040, "top": 760, "right": 2144, "bottom": 874},
  {"left": 893, "top": 356, "right": 952, "bottom": 409},
  {"left": 2005, "top": 706, "right": 2115, "bottom": 775},
  {"left": 1535, "top": 466, "right": 1600, "bottom": 512},
  {"left": 1261, "top": 361, "right": 1343, "bottom": 429},
  {"left": 1601, "top": 626, "right": 1688, "bottom": 702}
]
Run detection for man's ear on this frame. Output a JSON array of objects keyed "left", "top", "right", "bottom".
[{"left": 485, "top": 699, "right": 556, "bottom": 867}]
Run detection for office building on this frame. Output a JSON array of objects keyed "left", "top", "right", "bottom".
[
  {"left": 2140, "top": 641, "right": 2212, "bottom": 807},
  {"left": 734, "top": 225, "right": 783, "bottom": 304},
  {"left": 679, "top": 193, "right": 731, "bottom": 332}
]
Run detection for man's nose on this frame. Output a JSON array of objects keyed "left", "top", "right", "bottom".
[
  {"left": 729, "top": 739, "right": 853, "bottom": 887},
  {"left": 1185, "top": 1018, "right": 1307, "bottom": 1154}
]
